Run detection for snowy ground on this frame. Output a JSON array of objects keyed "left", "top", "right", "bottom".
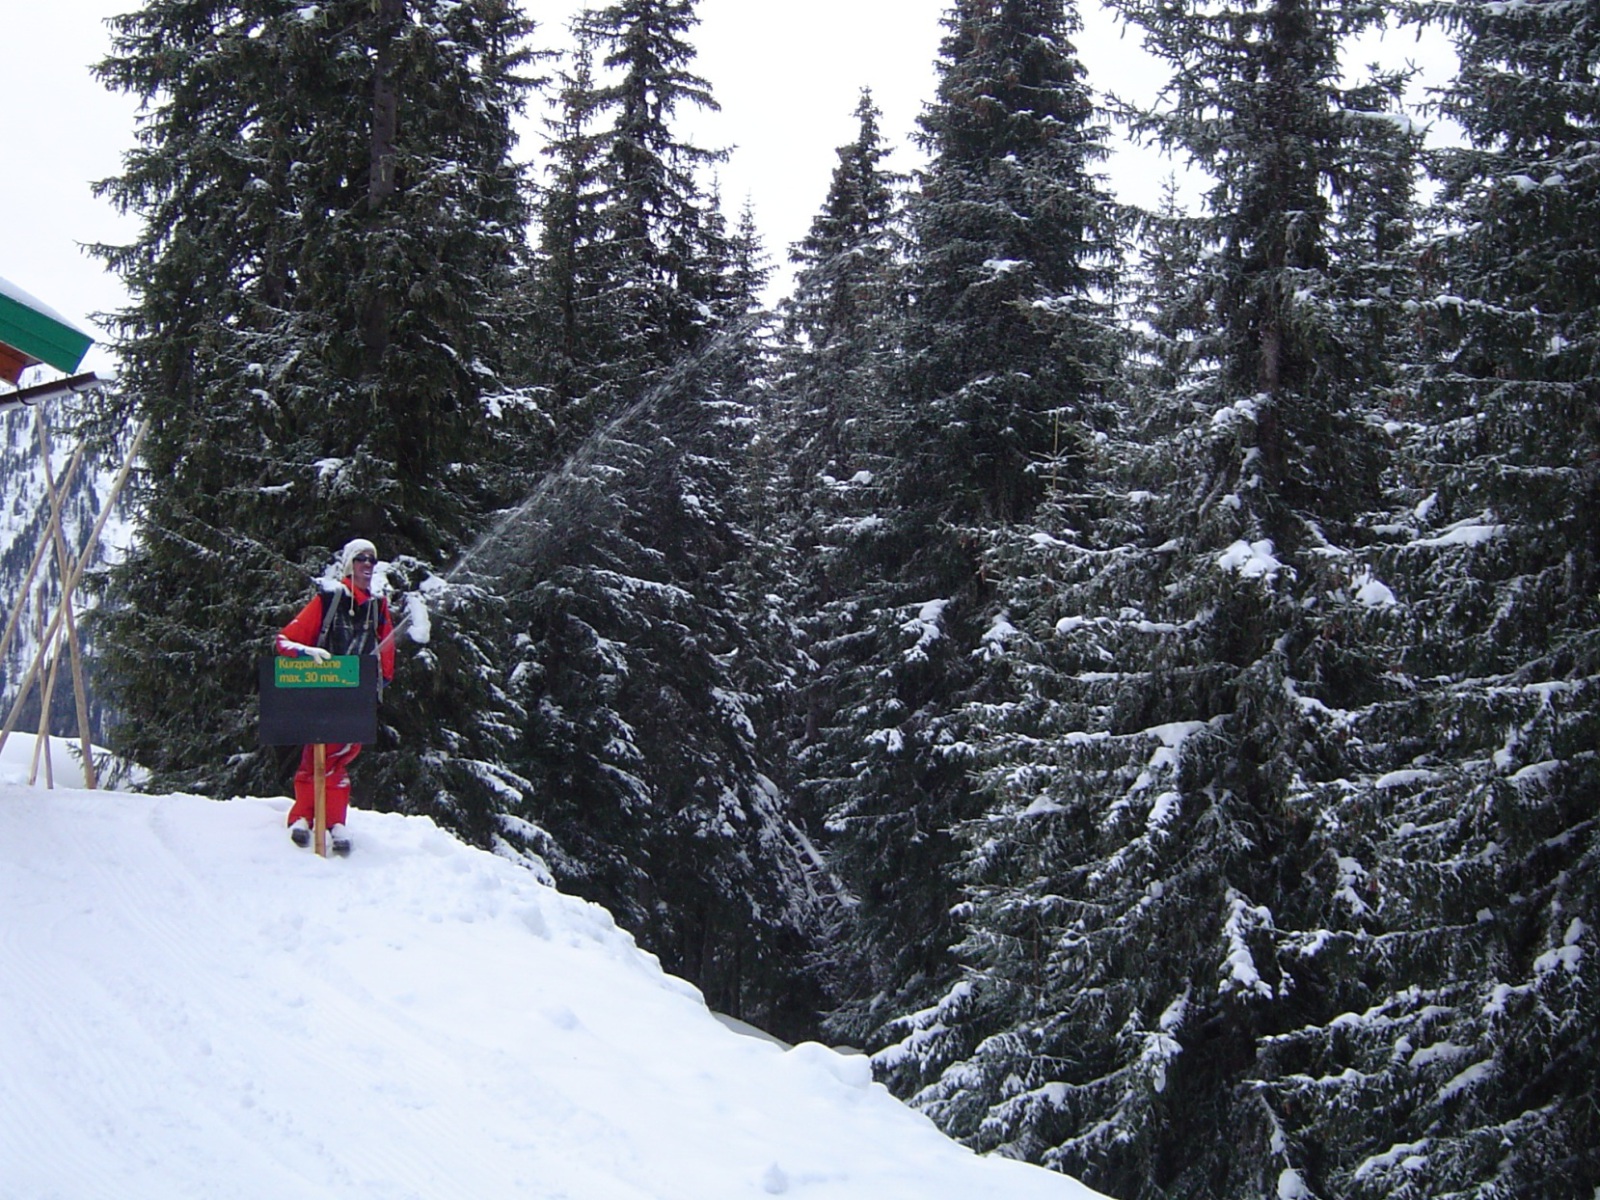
[{"left": 0, "top": 735, "right": 1105, "bottom": 1200}]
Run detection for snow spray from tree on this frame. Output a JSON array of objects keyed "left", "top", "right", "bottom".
[{"left": 383, "top": 314, "right": 766, "bottom": 648}]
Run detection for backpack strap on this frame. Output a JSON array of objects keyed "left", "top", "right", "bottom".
[{"left": 317, "top": 586, "right": 344, "bottom": 651}]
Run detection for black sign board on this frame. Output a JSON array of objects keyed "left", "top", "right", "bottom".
[{"left": 259, "top": 655, "right": 378, "bottom": 746}]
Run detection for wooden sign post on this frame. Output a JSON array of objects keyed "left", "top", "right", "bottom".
[
  {"left": 259, "top": 655, "right": 378, "bottom": 858},
  {"left": 313, "top": 742, "right": 329, "bottom": 858}
]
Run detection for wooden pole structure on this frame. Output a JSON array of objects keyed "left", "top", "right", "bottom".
[
  {"left": 35, "top": 411, "right": 98, "bottom": 788},
  {"left": 42, "top": 715, "right": 55, "bottom": 787},
  {"left": 31, "top": 643, "right": 60, "bottom": 788},
  {"left": 29, "top": 586, "right": 65, "bottom": 787},
  {"left": 0, "top": 440, "right": 85, "bottom": 674},
  {"left": 29, "top": 589, "right": 68, "bottom": 787},
  {"left": 313, "top": 743, "right": 328, "bottom": 857},
  {"left": 0, "top": 417, "right": 150, "bottom": 762}
]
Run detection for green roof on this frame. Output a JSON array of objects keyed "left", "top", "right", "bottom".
[{"left": 0, "top": 277, "right": 94, "bottom": 383}]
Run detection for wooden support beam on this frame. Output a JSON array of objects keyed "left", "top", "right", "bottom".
[
  {"left": 29, "top": 606, "right": 64, "bottom": 788},
  {"left": 0, "top": 417, "right": 149, "bottom": 765},
  {"left": 0, "top": 442, "right": 84, "bottom": 674},
  {"left": 35, "top": 412, "right": 99, "bottom": 788}
]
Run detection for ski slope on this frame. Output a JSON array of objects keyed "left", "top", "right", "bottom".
[{"left": 0, "top": 738, "right": 1105, "bottom": 1200}]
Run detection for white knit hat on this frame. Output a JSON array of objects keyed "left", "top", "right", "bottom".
[{"left": 339, "top": 537, "right": 378, "bottom": 575}]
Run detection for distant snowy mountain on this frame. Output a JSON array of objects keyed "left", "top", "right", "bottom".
[
  {"left": 0, "top": 401, "right": 130, "bottom": 739},
  {"left": 0, "top": 739, "right": 1106, "bottom": 1200}
]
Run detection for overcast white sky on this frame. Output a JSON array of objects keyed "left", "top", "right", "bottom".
[{"left": 3, "top": 1, "right": 1449, "bottom": 381}]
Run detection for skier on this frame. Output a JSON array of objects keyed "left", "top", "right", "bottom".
[{"left": 276, "top": 537, "right": 395, "bottom": 854}]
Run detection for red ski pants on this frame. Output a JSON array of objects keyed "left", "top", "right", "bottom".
[{"left": 287, "top": 743, "right": 361, "bottom": 829}]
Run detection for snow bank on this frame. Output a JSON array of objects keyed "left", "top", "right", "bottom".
[
  {"left": 0, "top": 772, "right": 1106, "bottom": 1200},
  {"left": 0, "top": 730, "right": 97, "bottom": 789}
]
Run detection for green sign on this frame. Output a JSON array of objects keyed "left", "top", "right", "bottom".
[
  {"left": 260, "top": 656, "right": 378, "bottom": 746},
  {"left": 274, "top": 655, "right": 361, "bottom": 688}
]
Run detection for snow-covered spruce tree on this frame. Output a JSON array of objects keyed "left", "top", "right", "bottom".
[
  {"left": 802, "top": 0, "right": 1121, "bottom": 1051},
  {"left": 779, "top": 88, "right": 904, "bottom": 388},
  {"left": 523, "top": 38, "right": 608, "bottom": 423},
  {"left": 881, "top": 2, "right": 1439, "bottom": 1195},
  {"left": 768, "top": 87, "right": 906, "bottom": 550},
  {"left": 1416, "top": 0, "right": 1600, "bottom": 597},
  {"left": 1234, "top": 4, "right": 1600, "bottom": 1195},
  {"left": 733, "top": 94, "right": 914, "bottom": 1018},
  {"left": 91, "top": 0, "right": 543, "bottom": 846},
  {"left": 766, "top": 87, "right": 907, "bottom": 814},
  {"left": 504, "top": 3, "right": 829, "bottom": 1038},
  {"left": 903, "top": 0, "right": 1116, "bottom": 529},
  {"left": 570, "top": 0, "right": 728, "bottom": 402}
]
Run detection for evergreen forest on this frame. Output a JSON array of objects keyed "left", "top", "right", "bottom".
[{"left": 70, "top": 0, "right": 1600, "bottom": 1195}]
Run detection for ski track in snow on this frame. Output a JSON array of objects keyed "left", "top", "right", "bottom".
[{"left": 0, "top": 741, "right": 1104, "bottom": 1200}]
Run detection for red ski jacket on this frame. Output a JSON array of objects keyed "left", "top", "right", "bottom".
[{"left": 277, "top": 579, "right": 396, "bottom": 682}]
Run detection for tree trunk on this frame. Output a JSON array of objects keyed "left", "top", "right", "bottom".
[{"left": 363, "top": 0, "right": 405, "bottom": 363}]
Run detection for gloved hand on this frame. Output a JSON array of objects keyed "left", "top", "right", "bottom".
[{"left": 282, "top": 641, "right": 332, "bottom": 661}]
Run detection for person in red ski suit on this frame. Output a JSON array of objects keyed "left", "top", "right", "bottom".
[{"left": 276, "top": 537, "right": 396, "bottom": 852}]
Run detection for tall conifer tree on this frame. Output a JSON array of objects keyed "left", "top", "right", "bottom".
[
  {"left": 903, "top": 0, "right": 1116, "bottom": 525},
  {"left": 803, "top": 0, "right": 1120, "bottom": 1049},
  {"left": 527, "top": 39, "right": 608, "bottom": 420},
  {"left": 882, "top": 1, "right": 1434, "bottom": 1194},
  {"left": 92, "top": 0, "right": 540, "bottom": 844},
  {"left": 1231, "top": 4, "right": 1600, "bottom": 1194},
  {"left": 782, "top": 89, "right": 903, "bottom": 365},
  {"left": 578, "top": 0, "right": 727, "bottom": 391},
  {"left": 764, "top": 90, "right": 912, "bottom": 1021},
  {"left": 505, "top": 2, "right": 829, "bottom": 1038}
]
